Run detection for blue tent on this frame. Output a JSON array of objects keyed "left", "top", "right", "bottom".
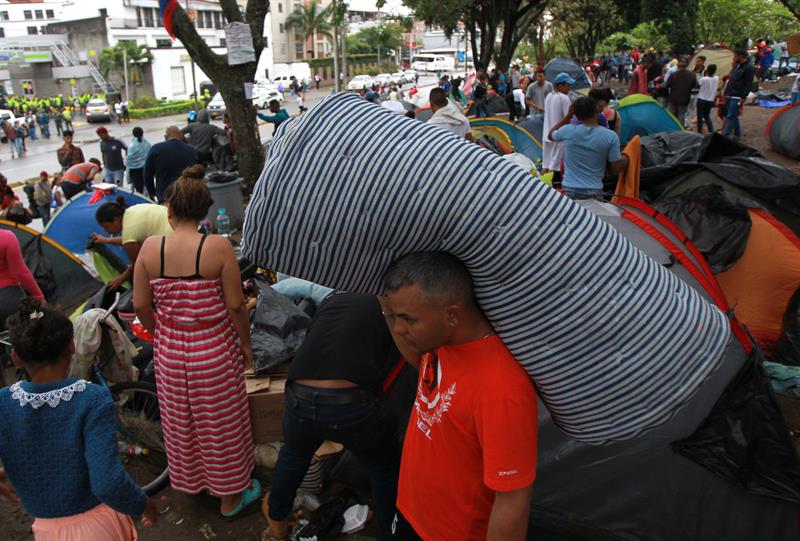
[
  {"left": 469, "top": 118, "right": 542, "bottom": 162},
  {"left": 616, "top": 94, "right": 684, "bottom": 144},
  {"left": 44, "top": 189, "right": 153, "bottom": 262},
  {"left": 544, "top": 57, "right": 592, "bottom": 90}
]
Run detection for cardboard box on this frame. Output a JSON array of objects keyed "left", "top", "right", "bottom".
[{"left": 247, "top": 376, "right": 286, "bottom": 443}]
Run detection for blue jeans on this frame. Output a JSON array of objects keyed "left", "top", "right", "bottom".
[
  {"left": 268, "top": 383, "right": 400, "bottom": 541},
  {"left": 696, "top": 98, "right": 715, "bottom": 133},
  {"left": 105, "top": 168, "right": 125, "bottom": 186},
  {"left": 14, "top": 137, "right": 24, "bottom": 155},
  {"left": 565, "top": 187, "right": 604, "bottom": 200},
  {"left": 722, "top": 97, "right": 741, "bottom": 138},
  {"left": 29, "top": 126, "right": 37, "bottom": 140},
  {"left": 40, "top": 123, "right": 50, "bottom": 138},
  {"left": 37, "top": 205, "right": 51, "bottom": 226}
]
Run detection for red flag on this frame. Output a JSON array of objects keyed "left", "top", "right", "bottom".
[{"left": 159, "top": 0, "right": 179, "bottom": 39}]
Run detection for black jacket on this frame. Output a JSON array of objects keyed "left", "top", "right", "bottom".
[{"left": 724, "top": 60, "right": 755, "bottom": 99}]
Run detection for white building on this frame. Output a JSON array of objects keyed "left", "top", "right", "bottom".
[{"left": 0, "top": 0, "right": 275, "bottom": 100}]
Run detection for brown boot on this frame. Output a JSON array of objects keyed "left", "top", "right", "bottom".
[{"left": 261, "top": 493, "right": 290, "bottom": 541}]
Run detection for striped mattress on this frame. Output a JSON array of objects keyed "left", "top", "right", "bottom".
[{"left": 242, "top": 93, "right": 730, "bottom": 444}]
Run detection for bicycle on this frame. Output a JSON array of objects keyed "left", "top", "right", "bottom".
[
  {"left": 1, "top": 294, "right": 169, "bottom": 495},
  {"left": 88, "top": 293, "right": 169, "bottom": 495}
]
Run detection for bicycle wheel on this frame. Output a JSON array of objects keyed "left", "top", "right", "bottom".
[{"left": 110, "top": 381, "right": 169, "bottom": 495}]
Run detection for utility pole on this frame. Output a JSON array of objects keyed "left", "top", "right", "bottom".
[
  {"left": 123, "top": 46, "right": 130, "bottom": 102},
  {"left": 186, "top": 0, "right": 198, "bottom": 109}
]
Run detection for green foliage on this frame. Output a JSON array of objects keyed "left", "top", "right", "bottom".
[
  {"left": 640, "top": 0, "right": 698, "bottom": 53},
  {"left": 285, "top": 1, "right": 333, "bottom": 41},
  {"left": 131, "top": 95, "right": 159, "bottom": 109},
  {"left": 98, "top": 42, "right": 153, "bottom": 82},
  {"left": 549, "top": 0, "right": 624, "bottom": 60},
  {"left": 128, "top": 99, "right": 194, "bottom": 119},
  {"left": 778, "top": 0, "right": 800, "bottom": 20},
  {"left": 696, "top": 0, "right": 800, "bottom": 45},
  {"left": 308, "top": 53, "right": 376, "bottom": 68},
  {"left": 347, "top": 23, "right": 404, "bottom": 55},
  {"left": 598, "top": 21, "right": 672, "bottom": 53}
]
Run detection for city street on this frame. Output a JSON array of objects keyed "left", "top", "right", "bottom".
[{"left": 2, "top": 76, "right": 439, "bottom": 186}]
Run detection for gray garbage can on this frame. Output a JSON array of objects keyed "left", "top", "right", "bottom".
[{"left": 206, "top": 178, "right": 244, "bottom": 233}]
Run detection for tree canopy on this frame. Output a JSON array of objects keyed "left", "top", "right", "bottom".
[{"left": 285, "top": 0, "right": 333, "bottom": 58}]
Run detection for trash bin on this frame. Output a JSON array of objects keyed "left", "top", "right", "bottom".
[{"left": 206, "top": 177, "right": 244, "bottom": 233}]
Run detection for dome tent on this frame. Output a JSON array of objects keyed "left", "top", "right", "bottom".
[
  {"left": 766, "top": 101, "right": 800, "bottom": 160},
  {"left": 0, "top": 220, "right": 102, "bottom": 314},
  {"left": 544, "top": 56, "right": 592, "bottom": 90},
  {"left": 615, "top": 94, "right": 684, "bottom": 144},
  {"left": 44, "top": 188, "right": 153, "bottom": 262}
]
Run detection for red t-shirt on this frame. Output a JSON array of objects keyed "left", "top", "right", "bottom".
[{"left": 397, "top": 335, "right": 538, "bottom": 541}]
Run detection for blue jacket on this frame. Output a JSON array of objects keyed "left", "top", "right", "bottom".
[{"left": 0, "top": 379, "right": 147, "bottom": 519}]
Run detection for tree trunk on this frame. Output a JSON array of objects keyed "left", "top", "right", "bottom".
[
  {"left": 341, "top": 25, "right": 348, "bottom": 80},
  {"left": 312, "top": 32, "right": 317, "bottom": 58},
  {"left": 170, "top": 0, "right": 267, "bottom": 193},
  {"left": 333, "top": 25, "right": 340, "bottom": 91}
]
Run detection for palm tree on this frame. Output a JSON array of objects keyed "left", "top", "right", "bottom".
[{"left": 285, "top": 0, "right": 333, "bottom": 59}]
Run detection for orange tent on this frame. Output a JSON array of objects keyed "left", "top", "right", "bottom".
[{"left": 716, "top": 209, "right": 800, "bottom": 352}]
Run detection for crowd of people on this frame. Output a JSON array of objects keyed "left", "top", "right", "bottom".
[{"left": 0, "top": 35, "right": 794, "bottom": 541}]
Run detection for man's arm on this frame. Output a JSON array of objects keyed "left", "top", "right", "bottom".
[
  {"left": 610, "top": 154, "right": 630, "bottom": 174},
  {"left": 487, "top": 483, "right": 533, "bottom": 541}
]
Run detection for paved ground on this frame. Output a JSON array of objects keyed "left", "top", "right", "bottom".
[{"left": 2, "top": 75, "right": 799, "bottom": 541}]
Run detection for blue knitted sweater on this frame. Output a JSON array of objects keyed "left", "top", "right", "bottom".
[{"left": 0, "top": 378, "right": 147, "bottom": 518}]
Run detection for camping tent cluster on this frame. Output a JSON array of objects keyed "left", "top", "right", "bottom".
[{"left": 242, "top": 94, "right": 800, "bottom": 539}]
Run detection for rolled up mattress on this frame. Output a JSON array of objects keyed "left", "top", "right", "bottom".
[{"left": 242, "top": 93, "right": 730, "bottom": 444}]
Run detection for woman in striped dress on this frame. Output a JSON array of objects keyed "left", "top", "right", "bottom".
[{"left": 133, "top": 165, "right": 259, "bottom": 516}]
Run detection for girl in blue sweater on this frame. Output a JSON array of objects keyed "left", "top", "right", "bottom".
[{"left": 0, "top": 298, "right": 157, "bottom": 540}]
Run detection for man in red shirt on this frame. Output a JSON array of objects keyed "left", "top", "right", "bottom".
[
  {"left": 380, "top": 251, "right": 538, "bottom": 541},
  {"left": 628, "top": 57, "right": 652, "bottom": 95}
]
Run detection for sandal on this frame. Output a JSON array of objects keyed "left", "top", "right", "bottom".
[{"left": 222, "top": 478, "right": 262, "bottom": 518}]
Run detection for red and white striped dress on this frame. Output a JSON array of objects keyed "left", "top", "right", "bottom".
[{"left": 151, "top": 275, "right": 254, "bottom": 496}]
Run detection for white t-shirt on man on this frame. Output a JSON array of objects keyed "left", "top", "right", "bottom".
[
  {"left": 542, "top": 91, "right": 571, "bottom": 171},
  {"left": 698, "top": 75, "right": 720, "bottom": 102}
]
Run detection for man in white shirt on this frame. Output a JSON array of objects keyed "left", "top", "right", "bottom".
[
  {"left": 542, "top": 73, "right": 573, "bottom": 181},
  {"left": 427, "top": 88, "right": 471, "bottom": 140}
]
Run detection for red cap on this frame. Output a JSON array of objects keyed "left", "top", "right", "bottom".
[
  {"left": 39, "top": 170, "right": 48, "bottom": 177},
  {"left": 95, "top": 126, "right": 108, "bottom": 135}
]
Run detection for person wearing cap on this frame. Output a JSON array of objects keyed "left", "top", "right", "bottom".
[
  {"left": 542, "top": 72, "right": 573, "bottom": 182},
  {"left": 56, "top": 130, "right": 84, "bottom": 172},
  {"left": 96, "top": 127, "right": 128, "bottom": 187},
  {"left": 548, "top": 96, "right": 628, "bottom": 200}
]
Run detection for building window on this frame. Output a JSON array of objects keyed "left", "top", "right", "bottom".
[
  {"left": 35, "top": 10, "right": 43, "bottom": 19},
  {"left": 0, "top": 28, "right": 4, "bottom": 38},
  {"left": 203, "top": 11, "right": 212, "bottom": 28},
  {"left": 0, "top": 11, "right": 9, "bottom": 21},
  {"left": 24, "top": 10, "right": 32, "bottom": 20},
  {"left": 27, "top": 26, "right": 38, "bottom": 35},
  {"left": 46, "top": 9, "right": 54, "bottom": 19},
  {"left": 142, "top": 7, "right": 155, "bottom": 27},
  {"left": 171, "top": 66, "right": 186, "bottom": 95},
  {"left": 219, "top": 38, "right": 226, "bottom": 47},
  {"left": 279, "top": 23, "right": 284, "bottom": 33},
  {"left": 278, "top": 3, "right": 283, "bottom": 13},
  {"left": 40, "top": 26, "right": 47, "bottom": 34},
  {"left": 156, "top": 38, "right": 172, "bottom": 48},
  {"left": 295, "top": 40, "right": 304, "bottom": 57},
  {"left": 213, "top": 11, "right": 222, "bottom": 29}
]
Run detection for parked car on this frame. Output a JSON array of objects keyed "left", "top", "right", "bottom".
[
  {"left": 404, "top": 69, "right": 418, "bottom": 83},
  {"left": 253, "top": 84, "right": 284, "bottom": 109},
  {"left": 86, "top": 99, "right": 111, "bottom": 123},
  {"left": 207, "top": 92, "right": 226, "bottom": 119},
  {"left": 0, "top": 109, "right": 15, "bottom": 125},
  {"left": 347, "top": 75, "right": 373, "bottom": 91},
  {"left": 390, "top": 72, "right": 405, "bottom": 85},
  {"left": 373, "top": 73, "right": 391, "bottom": 87}
]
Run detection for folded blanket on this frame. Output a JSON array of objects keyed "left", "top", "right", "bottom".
[{"left": 242, "top": 93, "right": 730, "bottom": 444}]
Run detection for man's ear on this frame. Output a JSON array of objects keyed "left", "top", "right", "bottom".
[{"left": 445, "top": 304, "right": 462, "bottom": 327}]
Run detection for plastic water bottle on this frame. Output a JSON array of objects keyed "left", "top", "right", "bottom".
[{"left": 216, "top": 208, "right": 231, "bottom": 237}]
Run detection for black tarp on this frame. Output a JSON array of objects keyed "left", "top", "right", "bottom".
[
  {"left": 466, "top": 93, "right": 510, "bottom": 117},
  {"left": 638, "top": 132, "right": 800, "bottom": 235},
  {"left": 773, "top": 287, "right": 800, "bottom": 367},
  {"left": 251, "top": 282, "right": 312, "bottom": 374},
  {"left": 654, "top": 185, "right": 752, "bottom": 273}
]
